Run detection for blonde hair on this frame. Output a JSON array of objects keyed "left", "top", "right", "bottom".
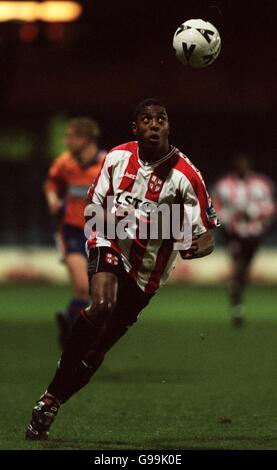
[{"left": 68, "top": 117, "right": 101, "bottom": 141}]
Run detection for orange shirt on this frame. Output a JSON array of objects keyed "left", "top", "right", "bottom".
[{"left": 45, "top": 151, "right": 106, "bottom": 229}]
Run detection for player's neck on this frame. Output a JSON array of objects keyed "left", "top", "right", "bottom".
[
  {"left": 139, "top": 142, "right": 171, "bottom": 164},
  {"left": 237, "top": 171, "right": 251, "bottom": 180}
]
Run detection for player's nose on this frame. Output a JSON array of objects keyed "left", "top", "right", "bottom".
[{"left": 149, "top": 119, "right": 160, "bottom": 131}]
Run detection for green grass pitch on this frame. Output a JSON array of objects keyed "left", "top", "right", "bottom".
[{"left": 1, "top": 283, "right": 277, "bottom": 450}]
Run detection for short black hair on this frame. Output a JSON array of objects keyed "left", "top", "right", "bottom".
[{"left": 133, "top": 98, "right": 167, "bottom": 122}]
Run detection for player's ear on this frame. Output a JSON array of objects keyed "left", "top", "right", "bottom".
[{"left": 132, "top": 121, "right": 137, "bottom": 137}]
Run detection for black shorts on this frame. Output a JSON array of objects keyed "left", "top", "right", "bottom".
[
  {"left": 222, "top": 230, "right": 261, "bottom": 263},
  {"left": 88, "top": 246, "right": 124, "bottom": 279},
  {"left": 87, "top": 246, "right": 154, "bottom": 355}
]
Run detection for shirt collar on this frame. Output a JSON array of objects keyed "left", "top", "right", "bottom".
[{"left": 138, "top": 145, "right": 177, "bottom": 168}]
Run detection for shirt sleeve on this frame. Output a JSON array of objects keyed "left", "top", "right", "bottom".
[
  {"left": 44, "top": 157, "right": 66, "bottom": 195},
  {"left": 181, "top": 170, "right": 219, "bottom": 236},
  {"left": 253, "top": 176, "right": 276, "bottom": 221}
]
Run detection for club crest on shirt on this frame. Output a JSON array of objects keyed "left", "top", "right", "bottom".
[
  {"left": 105, "top": 253, "right": 119, "bottom": 266},
  {"left": 148, "top": 174, "right": 163, "bottom": 194}
]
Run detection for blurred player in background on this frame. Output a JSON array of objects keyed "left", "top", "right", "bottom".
[
  {"left": 44, "top": 117, "right": 106, "bottom": 347},
  {"left": 26, "top": 98, "right": 219, "bottom": 441},
  {"left": 212, "top": 154, "right": 276, "bottom": 327}
]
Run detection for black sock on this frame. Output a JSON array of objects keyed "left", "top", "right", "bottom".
[
  {"left": 63, "top": 311, "right": 104, "bottom": 366},
  {"left": 230, "top": 280, "right": 244, "bottom": 306},
  {"left": 55, "top": 323, "right": 129, "bottom": 403},
  {"left": 58, "top": 351, "right": 105, "bottom": 403},
  {"left": 47, "top": 312, "right": 104, "bottom": 400}
]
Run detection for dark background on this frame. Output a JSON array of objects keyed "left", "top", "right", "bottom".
[{"left": 0, "top": 0, "right": 276, "bottom": 244}]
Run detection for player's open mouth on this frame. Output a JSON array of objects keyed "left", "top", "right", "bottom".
[{"left": 148, "top": 134, "right": 160, "bottom": 142}]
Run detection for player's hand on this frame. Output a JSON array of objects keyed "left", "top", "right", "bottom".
[
  {"left": 179, "top": 235, "right": 199, "bottom": 259},
  {"left": 47, "top": 193, "right": 63, "bottom": 215},
  {"left": 180, "top": 231, "right": 214, "bottom": 259}
]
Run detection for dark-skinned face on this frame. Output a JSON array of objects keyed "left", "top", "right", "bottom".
[
  {"left": 132, "top": 105, "right": 170, "bottom": 155},
  {"left": 233, "top": 157, "right": 252, "bottom": 178}
]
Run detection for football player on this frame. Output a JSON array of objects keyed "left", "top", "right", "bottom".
[{"left": 26, "top": 99, "right": 218, "bottom": 440}]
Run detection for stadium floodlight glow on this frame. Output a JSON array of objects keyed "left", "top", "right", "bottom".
[
  {"left": 0, "top": 1, "right": 82, "bottom": 22},
  {"left": 38, "top": 1, "right": 82, "bottom": 22}
]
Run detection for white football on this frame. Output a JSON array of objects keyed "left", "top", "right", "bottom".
[{"left": 173, "top": 19, "right": 221, "bottom": 69}]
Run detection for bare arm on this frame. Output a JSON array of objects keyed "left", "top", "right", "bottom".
[
  {"left": 180, "top": 230, "right": 215, "bottom": 260},
  {"left": 44, "top": 189, "right": 63, "bottom": 216}
]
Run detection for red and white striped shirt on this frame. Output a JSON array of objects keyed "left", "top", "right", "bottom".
[
  {"left": 87, "top": 141, "right": 217, "bottom": 293},
  {"left": 212, "top": 172, "right": 276, "bottom": 237}
]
